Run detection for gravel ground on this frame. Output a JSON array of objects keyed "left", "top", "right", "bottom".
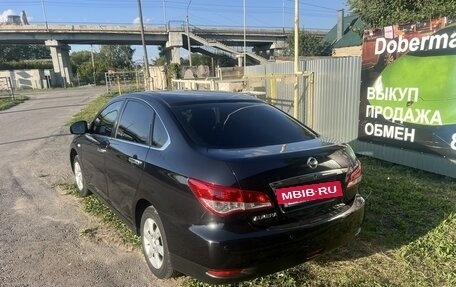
[{"left": 0, "top": 88, "right": 181, "bottom": 287}]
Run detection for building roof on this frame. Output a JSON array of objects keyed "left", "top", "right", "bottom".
[{"left": 323, "top": 14, "right": 367, "bottom": 49}]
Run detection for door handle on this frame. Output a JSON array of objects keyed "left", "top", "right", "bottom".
[
  {"left": 128, "top": 157, "right": 143, "bottom": 166},
  {"left": 97, "top": 142, "right": 109, "bottom": 153}
]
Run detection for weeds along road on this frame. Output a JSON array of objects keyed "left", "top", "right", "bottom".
[{"left": 0, "top": 88, "right": 178, "bottom": 287}]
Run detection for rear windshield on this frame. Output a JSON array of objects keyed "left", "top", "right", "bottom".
[{"left": 172, "top": 102, "right": 316, "bottom": 149}]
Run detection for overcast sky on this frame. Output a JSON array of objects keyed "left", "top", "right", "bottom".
[{"left": 1, "top": 0, "right": 347, "bottom": 60}]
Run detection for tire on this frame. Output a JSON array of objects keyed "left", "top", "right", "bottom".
[
  {"left": 73, "top": 155, "right": 90, "bottom": 197},
  {"left": 140, "top": 206, "right": 175, "bottom": 279}
]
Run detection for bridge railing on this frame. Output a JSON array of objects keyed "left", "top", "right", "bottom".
[
  {"left": 0, "top": 22, "right": 168, "bottom": 33},
  {"left": 0, "top": 21, "right": 328, "bottom": 35},
  {"left": 167, "top": 21, "right": 186, "bottom": 32}
]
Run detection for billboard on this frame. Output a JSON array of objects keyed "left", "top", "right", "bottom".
[{"left": 359, "top": 17, "right": 456, "bottom": 161}]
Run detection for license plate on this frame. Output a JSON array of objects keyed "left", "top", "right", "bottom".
[{"left": 275, "top": 181, "right": 343, "bottom": 206}]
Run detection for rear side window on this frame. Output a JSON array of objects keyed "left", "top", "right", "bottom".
[
  {"left": 92, "top": 100, "right": 123, "bottom": 137},
  {"left": 172, "top": 102, "right": 316, "bottom": 149},
  {"left": 152, "top": 115, "right": 169, "bottom": 148},
  {"left": 116, "top": 101, "right": 154, "bottom": 145}
]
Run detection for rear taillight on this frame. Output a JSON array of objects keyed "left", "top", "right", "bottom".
[
  {"left": 188, "top": 178, "right": 273, "bottom": 217},
  {"left": 346, "top": 161, "right": 362, "bottom": 188}
]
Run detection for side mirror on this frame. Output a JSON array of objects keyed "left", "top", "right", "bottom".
[{"left": 70, "top": 120, "right": 89, "bottom": 134}]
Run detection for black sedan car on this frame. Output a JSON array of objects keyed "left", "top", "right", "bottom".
[{"left": 69, "top": 91, "right": 365, "bottom": 284}]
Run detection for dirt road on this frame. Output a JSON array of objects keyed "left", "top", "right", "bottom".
[{"left": 0, "top": 88, "right": 180, "bottom": 287}]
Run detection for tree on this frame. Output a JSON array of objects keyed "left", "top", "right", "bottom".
[
  {"left": 70, "top": 50, "right": 107, "bottom": 84},
  {"left": 152, "top": 56, "right": 167, "bottom": 66},
  {"left": 75, "top": 61, "right": 96, "bottom": 84},
  {"left": 191, "top": 54, "right": 211, "bottom": 66},
  {"left": 286, "top": 30, "right": 325, "bottom": 57},
  {"left": 152, "top": 46, "right": 169, "bottom": 66},
  {"left": 71, "top": 51, "right": 93, "bottom": 83},
  {"left": 348, "top": 0, "right": 456, "bottom": 27},
  {"left": 0, "top": 44, "right": 50, "bottom": 61},
  {"left": 0, "top": 44, "right": 52, "bottom": 70},
  {"left": 98, "top": 45, "right": 135, "bottom": 69},
  {"left": 71, "top": 45, "right": 134, "bottom": 84},
  {"left": 71, "top": 51, "right": 91, "bottom": 66},
  {"left": 70, "top": 51, "right": 92, "bottom": 74},
  {"left": 152, "top": 50, "right": 167, "bottom": 66}
]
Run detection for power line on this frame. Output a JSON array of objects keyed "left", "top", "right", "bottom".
[
  {"left": 286, "top": 0, "right": 339, "bottom": 11},
  {"left": 4, "top": 0, "right": 337, "bottom": 12},
  {"left": 2, "top": 0, "right": 338, "bottom": 28}
]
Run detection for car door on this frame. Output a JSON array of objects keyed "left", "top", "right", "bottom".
[
  {"left": 82, "top": 100, "right": 124, "bottom": 201},
  {"left": 105, "top": 99, "right": 154, "bottom": 221}
]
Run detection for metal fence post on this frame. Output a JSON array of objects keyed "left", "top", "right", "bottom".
[
  {"left": 8, "top": 77, "right": 15, "bottom": 100},
  {"left": 305, "top": 72, "right": 314, "bottom": 128}
]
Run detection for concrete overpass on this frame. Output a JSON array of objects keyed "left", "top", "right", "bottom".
[{"left": 0, "top": 23, "right": 328, "bottom": 86}]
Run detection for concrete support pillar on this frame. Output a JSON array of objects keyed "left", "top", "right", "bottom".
[
  {"left": 165, "top": 32, "right": 183, "bottom": 64},
  {"left": 45, "top": 40, "right": 73, "bottom": 87},
  {"left": 253, "top": 41, "right": 288, "bottom": 57},
  {"left": 271, "top": 40, "right": 289, "bottom": 57},
  {"left": 165, "top": 47, "right": 181, "bottom": 64},
  {"left": 237, "top": 56, "right": 243, "bottom": 67}
]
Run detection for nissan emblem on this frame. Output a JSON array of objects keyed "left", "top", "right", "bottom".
[{"left": 307, "top": 157, "right": 318, "bottom": 169}]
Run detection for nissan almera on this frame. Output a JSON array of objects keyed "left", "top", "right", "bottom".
[{"left": 69, "top": 91, "right": 365, "bottom": 284}]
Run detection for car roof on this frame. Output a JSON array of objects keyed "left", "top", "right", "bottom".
[{"left": 118, "top": 90, "right": 264, "bottom": 107}]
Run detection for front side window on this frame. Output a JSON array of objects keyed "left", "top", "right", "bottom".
[
  {"left": 92, "top": 101, "right": 123, "bottom": 137},
  {"left": 116, "top": 100, "right": 154, "bottom": 145},
  {"left": 172, "top": 102, "right": 316, "bottom": 149}
]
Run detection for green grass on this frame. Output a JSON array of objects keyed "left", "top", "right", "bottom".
[
  {"left": 0, "top": 97, "right": 25, "bottom": 111},
  {"left": 183, "top": 156, "right": 456, "bottom": 287},
  {"left": 61, "top": 92, "right": 456, "bottom": 287},
  {"left": 67, "top": 92, "right": 116, "bottom": 125},
  {"left": 67, "top": 87, "right": 143, "bottom": 125},
  {"left": 59, "top": 156, "right": 456, "bottom": 287},
  {"left": 58, "top": 183, "right": 140, "bottom": 246}
]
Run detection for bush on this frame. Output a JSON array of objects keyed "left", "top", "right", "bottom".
[{"left": 0, "top": 60, "right": 53, "bottom": 70}]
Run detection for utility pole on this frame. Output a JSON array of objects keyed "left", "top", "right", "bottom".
[
  {"left": 243, "top": 0, "right": 246, "bottom": 70},
  {"left": 293, "top": 0, "right": 299, "bottom": 119},
  {"left": 91, "top": 44, "right": 96, "bottom": 86},
  {"left": 186, "top": 0, "right": 193, "bottom": 67},
  {"left": 162, "top": 0, "right": 167, "bottom": 29},
  {"left": 137, "top": 0, "right": 150, "bottom": 89},
  {"left": 40, "top": 0, "right": 48, "bottom": 30}
]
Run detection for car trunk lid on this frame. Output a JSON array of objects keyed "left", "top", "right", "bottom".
[{"left": 204, "top": 139, "right": 358, "bottom": 225}]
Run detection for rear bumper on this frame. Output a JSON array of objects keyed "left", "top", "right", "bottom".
[{"left": 170, "top": 194, "right": 365, "bottom": 284}]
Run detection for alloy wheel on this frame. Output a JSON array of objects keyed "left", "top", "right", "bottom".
[{"left": 143, "top": 218, "right": 164, "bottom": 269}]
